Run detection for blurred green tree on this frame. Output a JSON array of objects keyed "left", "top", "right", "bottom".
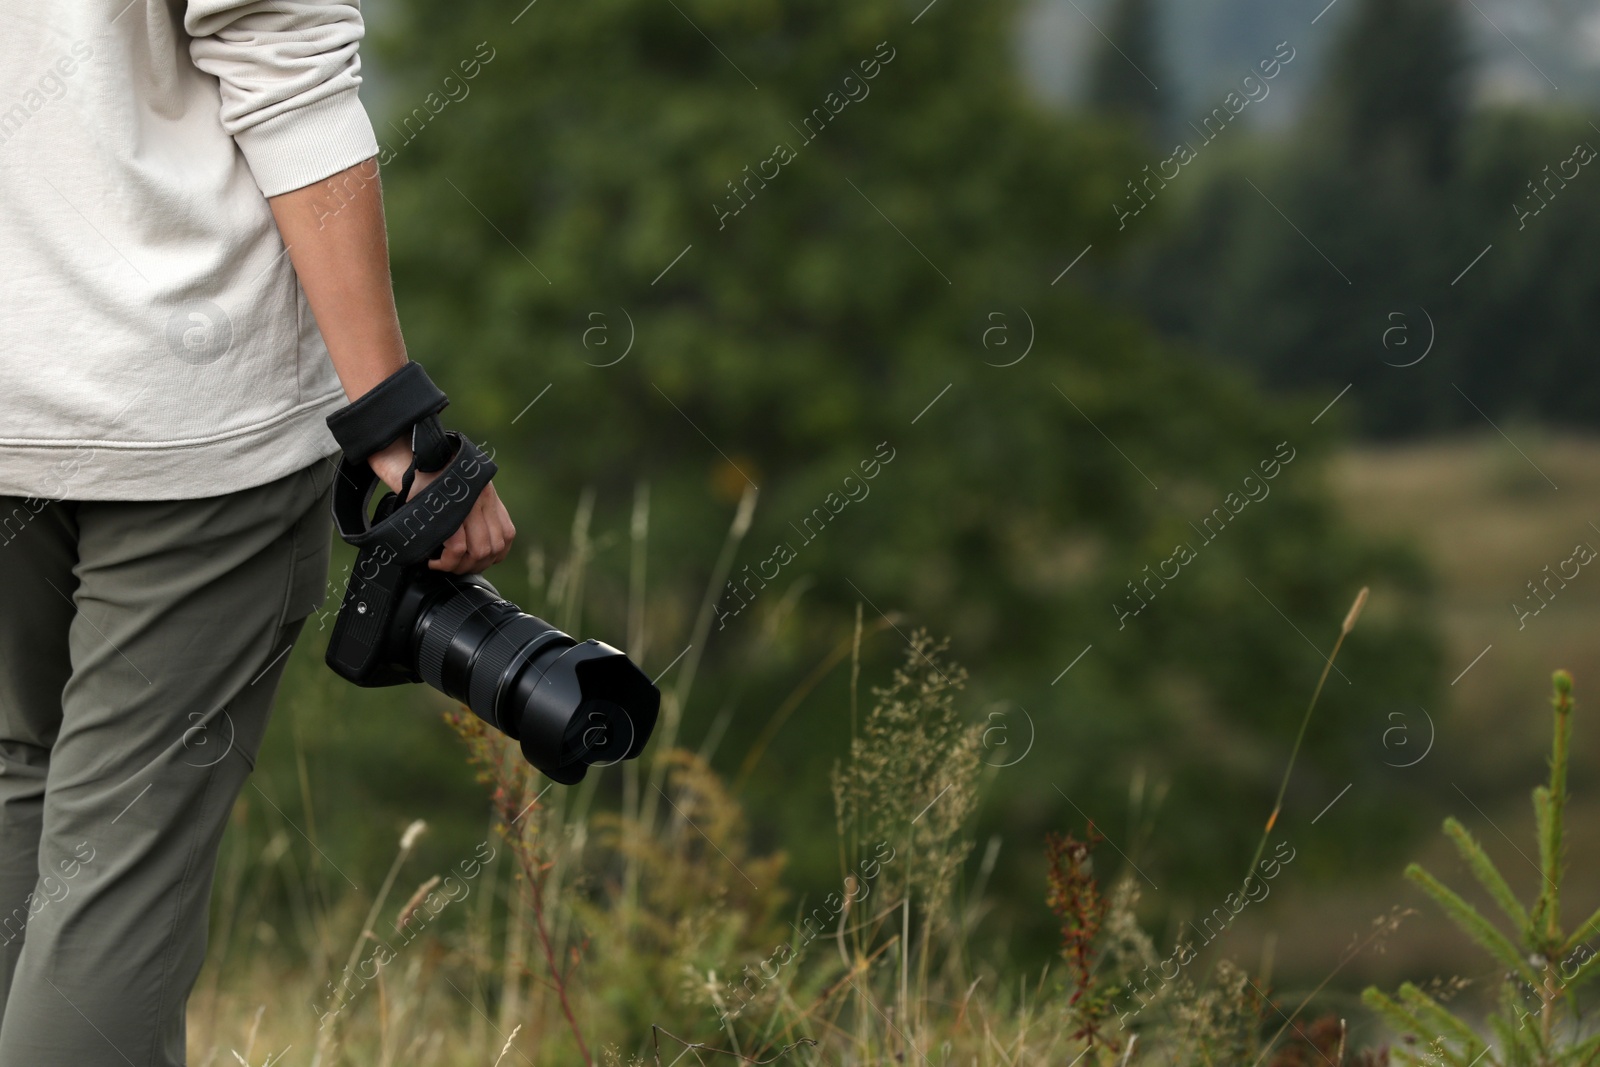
[
  {"left": 355, "top": 0, "right": 1441, "bottom": 963},
  {"left": 1323, "top": 0, "right": 1470, "bottom": 184},
  {"left": 1112, "top": 0, "right": 1600, "bottom": 437},
  {"left": 1085, "top": 0, "right": 1167, "bottom": 140}
]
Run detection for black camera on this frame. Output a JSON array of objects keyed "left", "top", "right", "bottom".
[{"left": 321, "top": 364, "right": 658, "bottom": 784}]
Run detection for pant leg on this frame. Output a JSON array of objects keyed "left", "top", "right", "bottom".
[
  {"left": 0, "top": 458, "right": 334, "bottom": 1067},
  {"left": 0, "top": 499, "right": 80, "bottom": 1011}
]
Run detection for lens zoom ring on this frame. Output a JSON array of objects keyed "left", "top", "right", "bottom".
[
  {"left": 417, "top": 593, "right": 481, "bottom": 692},
  {"left": 468, "top": 618, "right": 556, "bottom": 731}
]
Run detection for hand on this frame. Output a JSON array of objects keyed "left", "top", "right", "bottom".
[{"left": 368, "top": 436, "right": 516, "bottom": 575}]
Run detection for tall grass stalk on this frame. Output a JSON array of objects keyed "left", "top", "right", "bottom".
[
  {"left": 1242, "top": 586, "right": 1367, "bottom": 893},
  {"left": 311, "top": 820, "right": 426, "bottom": 1067},
  {"left": 638, "top": 483, "right": 756, "bottom": 871},
  {"left": 733, "top": 614, "right": 897, "bottom": 792},
  {"left": 623, "top": 481, "right": 650, "bottom": 928}
]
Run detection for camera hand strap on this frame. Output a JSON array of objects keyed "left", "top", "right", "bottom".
[
  {"left": 325, "top": 361, "right": 498, "bottom": 565},
  {"left": 328, "top": 432, "right": 498, "bottom": 566}
]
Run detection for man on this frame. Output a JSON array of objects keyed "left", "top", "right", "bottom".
[{"left": 0, "top": 1, "right": 515, "bottom": 1061}]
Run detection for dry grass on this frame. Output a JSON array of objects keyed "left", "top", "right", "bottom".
[
  {"left": 185, "top": 440, "right": 1600, "bottom": 1064},
  {"left": 186, "top": 485, "right": 1054, "bottom": 1065}
]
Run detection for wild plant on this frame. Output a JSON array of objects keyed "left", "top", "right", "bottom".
[{"left": 1363, "top": 671, "right": 1600, "bottom": 1067}]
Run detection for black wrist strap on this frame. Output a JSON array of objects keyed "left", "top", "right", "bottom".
[
  {"left": 326, "top": 362, "right": 450, "bottom": 463},
  {"left": 330, "top": 431, "right": 498, "bottom": 565}
]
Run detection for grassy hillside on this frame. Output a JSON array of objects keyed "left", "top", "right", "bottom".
[{"left": 1222, "top": 433, "right": 1600, "bottom": 1000}]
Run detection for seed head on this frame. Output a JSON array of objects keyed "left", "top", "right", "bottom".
[
  {"left": 399, "top": 819, "right": 427, "bottom": 853},
  {"left": 396, "top": 875, "right": 442, "bottom": 931},
  {"left": 1341, "top": 586, "right": 1369, "bottom": 636}
]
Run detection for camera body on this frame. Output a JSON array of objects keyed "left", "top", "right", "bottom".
[{"left": 323, "top": 421, "right": 658, "bottom": 785}]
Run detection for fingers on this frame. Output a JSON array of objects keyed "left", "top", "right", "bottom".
[
  {"left": 483, "top": 484, "right": 515, "bottom": 562},
  {"left": 431, "top": 516, "right": 484, "bottom": 574},
  {"left": 428, "top": 527, "right": 469, "bottom": 573},
  {"left": 426, "top": 483, "right": 516, "bottom": 574}
]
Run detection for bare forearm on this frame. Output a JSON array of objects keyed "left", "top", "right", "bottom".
[
  {"left": 264, "top": 158, "right": 514, "bottom": 573},
  {"left": 267, "top": 158, "right": 403, "bottom": 395},
  {"left": 267, "top": 158, "right": 410, "bottom": 478}
]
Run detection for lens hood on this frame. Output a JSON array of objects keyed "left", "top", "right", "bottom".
[{"left": 506, "top": 640, "right": 661, "bottom": 784}]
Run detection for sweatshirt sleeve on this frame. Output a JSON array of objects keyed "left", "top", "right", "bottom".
[{"left": 184, "top": 0, "right": 381, "bottom": 197}]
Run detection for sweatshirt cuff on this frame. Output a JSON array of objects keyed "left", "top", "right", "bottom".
[{"left": 233, "top": 87, "right": 381, "bottom": 198}]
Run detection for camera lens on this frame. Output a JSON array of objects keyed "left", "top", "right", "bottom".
[{"left": 403, "top": 573, "right": 659, "bottom": 783}]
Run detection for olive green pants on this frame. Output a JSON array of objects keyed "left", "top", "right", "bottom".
[{"left": 0, "top": 459, "right": 333, "bottom": 1066}]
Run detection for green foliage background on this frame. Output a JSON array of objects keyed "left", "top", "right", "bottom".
[
  {"left": 251, "top": 0, "right": 1461, "bottom": 980},
  {"left": 1113, "top": 0, "right": 1600, "bottom": 436}
]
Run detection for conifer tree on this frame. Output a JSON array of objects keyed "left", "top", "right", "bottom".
[
  {"left": 1323, "top": 0, "right": 1470, "bottom": 181},
  {"left": 1085, "top": 0, "right": 1167, "bottom": 139}
]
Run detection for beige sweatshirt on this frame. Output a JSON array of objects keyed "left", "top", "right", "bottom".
[{"left": 0, "top": 0, "right": 381, "bottom": 501}]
